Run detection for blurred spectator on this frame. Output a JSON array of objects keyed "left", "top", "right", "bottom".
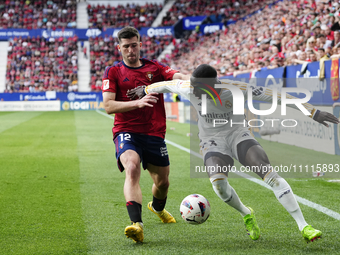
[
  {"left": 318, "top": 48, "right": 330, "bottom": 61},
  {"left": 167, "top": 0, "right": 340, "bottom": 76},
  {"left": 5, "top": 36, "right": 78, "bottom": 93},
  {"left": 87, "top": 3, "right": 162, "bottom": 30},
  {"left": 0, "top": 0, "right": 77, "bottom": 29},
  {"left": 162, "top": 0, "right": 271, "bottom": 27}
]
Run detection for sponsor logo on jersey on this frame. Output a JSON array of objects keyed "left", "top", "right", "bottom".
[
  {"left": 123, "top": 77, "right": 129, "bottom": 82},
  {"left": 145, "top": 72, "right": 154, "bottom": 81},
  {"left": 102, "top": 79, "right": 109, "bottom": 90}
]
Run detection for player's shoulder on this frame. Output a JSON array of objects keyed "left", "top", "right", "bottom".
[
  {"left": 103, "top": 62, "right": 123, "bottom": 79},
  {"left": 220, "top": 79, "right": 249, "bottom": 92}
]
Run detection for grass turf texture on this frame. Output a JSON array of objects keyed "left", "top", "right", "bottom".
[{"left": 0, "top": 111, "right": 339, "bottom": 254}]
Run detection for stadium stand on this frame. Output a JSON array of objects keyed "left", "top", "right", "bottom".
[
  {"left": 0, "top": 41, "right": 8, "bottom": 93},
  {"left": 3, "top": 0, "right": 340, "bottom": 92},
  {"left": 87, "top": 2, "right": 163, "bottom": 30},
  {"left": 0, "top": 0, "right": 78, "bottom": 29},
  {"left": 161, "top": 0, "right": 271, "bottom": 27},
  {"left": 167, "top": 0, "right": 340, "bottom": 77},
  {"left": 77, "top": 1, "right": 89, "bottom": 29},
  {"left": 5, "top": 36, "right": 79, "bottom": 92}
]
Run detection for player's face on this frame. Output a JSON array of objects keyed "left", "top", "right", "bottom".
[
  {"left": 193, "top": 85, "right": 205, "bottom": 99},
  {"left": 118, "top": 36, "right": 142, "bottom": 67}
]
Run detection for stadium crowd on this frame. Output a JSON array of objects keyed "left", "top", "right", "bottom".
[
  {"left": 5, "top": 36, "right": 79, "bottom": 93},
  {"left": 89, "top": 34, "right": 174, "bottom": 91},
  {"left": 0, "top": 0, "right": 77, "bottom": 29},
  {"left": 166, "top": 0, "right": 340, "bottom": 77},
  {"left": 87, "top": 3, "right": 163, "bottom": 30},
  {"left": 162, "top": 0, "right": 273, "bottom": 26},
  {"left": 4, "top": 0, "right": 340, "bottom": 92}
]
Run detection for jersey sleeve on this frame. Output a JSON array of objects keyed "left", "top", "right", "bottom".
[
  {"left": 101, "top": 66, "right": 117, "bottom": 93},
  {"left": 145, "top": 80, "right": 192, "bottom": 99},
  {"left": 152, "top": 60, "right": 179, "bottom": 81}
]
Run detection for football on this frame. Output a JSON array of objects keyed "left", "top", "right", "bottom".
[{"left": 180, "top": 194, "right": 210, "bottom": 224}]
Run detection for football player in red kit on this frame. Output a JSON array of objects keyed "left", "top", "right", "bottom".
[{"left": 102, "top": 26, "right": 190, "bottom": 243}]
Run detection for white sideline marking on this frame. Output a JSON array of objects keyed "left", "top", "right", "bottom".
[
  {"left": 96, "top": 110, "right": 340, "bottom": 221},
  {"left": 96, "top": 109, "right": 114, "bottom": 119},
  {"left": 167, "top": 138, "right": 340, "bottom": 221}
]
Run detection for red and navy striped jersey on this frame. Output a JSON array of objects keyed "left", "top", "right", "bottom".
[{"left": 102, "top": 58, "right": 178, "bottom": 139}]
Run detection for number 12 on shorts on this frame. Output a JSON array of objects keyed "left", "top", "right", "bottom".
[{"left": 119, "top": 133, "right": 131, "bottom": 141}]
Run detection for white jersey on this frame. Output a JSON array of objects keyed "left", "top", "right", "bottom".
[{"left": 145, "top": 79, "right": 317, "bottom": 138}]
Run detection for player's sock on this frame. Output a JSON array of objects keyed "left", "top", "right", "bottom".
[
  {"left": 126, "top": 201, "right": 142, "bottom": 223},
  {"left": 152, "top": 196, "right": 167, "bottom": 212},
  {"left": 210, "top": 173, "right": 251, "bottom": 217},
  {"left": 264, "top": 171, "right": 308, "bottom": 231}
]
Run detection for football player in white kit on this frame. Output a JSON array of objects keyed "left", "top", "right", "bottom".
[{"left": 127, "top": 64, "right": 339, "bottom": 242}]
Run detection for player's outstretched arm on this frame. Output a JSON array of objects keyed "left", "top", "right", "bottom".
[
  {"left": 127, "top": 80, "right": 189, "bottom": 100},
  {"left": 312, "top": 110, "right": 340, "bottom": 127},
  {"left": 103, "top": 91, "right": 158, "bottom": 114}
]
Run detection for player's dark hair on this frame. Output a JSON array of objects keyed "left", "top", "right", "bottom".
[
  {"left": 191, "top": 64, "right": 219, "bottom": 87},
  {"left": 117, "top": 26, "right": 140, "bottom": 43},
  {"left": 192, "top": 64, "right": 217, "bottom": 78}
]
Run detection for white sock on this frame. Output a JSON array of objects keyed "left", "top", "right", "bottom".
[
  {"left": 264, "top": 171, "right": 308, "bottom": 231},
  {"left": 210, "top": 173, "right": 251, "bottom": 217}
]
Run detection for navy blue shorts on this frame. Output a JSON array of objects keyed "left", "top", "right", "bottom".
[{"left": 113, "top": 132, "right": 170, "bottom": 172}]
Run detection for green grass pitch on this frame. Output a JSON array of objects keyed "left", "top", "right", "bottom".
[{"left": 0, "top": 111, "right": 340, "bottom": 254}]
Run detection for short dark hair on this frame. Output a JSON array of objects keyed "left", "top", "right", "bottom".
[
  {"left": 191, "top": 64, "right": 219, "bottom": 87},
  {"left": 192, "top": 64, "right": 217, "bottom": 78},
  {"left": 117, "top": 26, "right": 140, "bottom": 43},
  {"left": 318, "top": 48, "right": 325, "bottom": 52}
]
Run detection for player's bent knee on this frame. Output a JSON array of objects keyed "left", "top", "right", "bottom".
[
  {"left": 155, "top": 179, "right": 170, "bottom": 191},
  {"left": 124, "top": 163, "right": 141, "bottom": 180},
  {"left": 264, "top": 171, "right": 291, "bottom": 191},
  {"left": 210, "top": 173, "right": 232, "bottom": 202}
]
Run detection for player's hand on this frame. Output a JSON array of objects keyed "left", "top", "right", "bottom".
[
  {"left": 135, "top": 93, "right": 159, "bottom": 108},
  {"left": 314, "top": 110, "right": 340, "bottom": 127},
  {"left": 127, "top": 86, "right": 146, "bottom": 100}
]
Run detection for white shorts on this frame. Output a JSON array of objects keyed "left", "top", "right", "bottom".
[{"left": 199, "top": 128, "right": 255, "bottom": 162}]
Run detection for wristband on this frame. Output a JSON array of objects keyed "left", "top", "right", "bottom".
[{"left": 313, "top": 110, "right": 320, "bottom": 120}]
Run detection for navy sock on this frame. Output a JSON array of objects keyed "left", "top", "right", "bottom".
[
  {"left": 152, "top": 196, "right": 167, "bottom": 211},
  {"left": 126, "top": 201, "right": 142, "bottom": 223}
]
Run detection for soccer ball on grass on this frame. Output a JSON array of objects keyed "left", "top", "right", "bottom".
[{"left": 180, "top": 194, "right": 210, "bottom": 224}]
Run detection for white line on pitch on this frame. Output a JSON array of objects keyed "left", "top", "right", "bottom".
[
  {"left": 96, "top": 110, "right": 340, "bottom": 221},
  {"left": 166, "top": 138, "right": 340, "bottom": 221}
]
